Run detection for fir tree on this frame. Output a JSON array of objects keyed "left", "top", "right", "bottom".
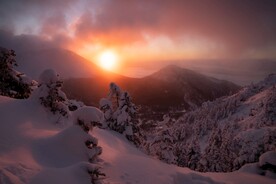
[
  {"left": 100, "top": 82, "right": 141, "bottom": 145},
  {"left": 0, "top": 47, "right": 34, "bottom": 98}
]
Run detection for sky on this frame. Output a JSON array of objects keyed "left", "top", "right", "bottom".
[{"left": 0, "top": 0, "right": 276, "bottom": 75}]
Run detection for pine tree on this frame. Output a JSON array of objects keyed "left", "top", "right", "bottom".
[
  {"left": 0, "top": 47, "right": 34, "bottom": 98},
  {"left": 100, "top": 82, "right": 141, "bottom": 145}
]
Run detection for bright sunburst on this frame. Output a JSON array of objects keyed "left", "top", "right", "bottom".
[{"left": 98, "top": 50, "right": 118, "bottom": 71}]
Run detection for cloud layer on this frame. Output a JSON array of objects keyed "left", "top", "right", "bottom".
[{"left": 1, "top": 0, "right": 276, "bottom": 59}]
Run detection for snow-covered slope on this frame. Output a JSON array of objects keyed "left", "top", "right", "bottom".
[
  {"left": 141, "top": 74, "right": 276, "bottom": 172},
  {"left": 0, "top": 95, "right": 99, "bottom": 184},
  {"left": 94, "top": 128, "right": 276, "bottom": 184},
  {"left": 0, "top": 93, "right": 275, "bottom": 183}
]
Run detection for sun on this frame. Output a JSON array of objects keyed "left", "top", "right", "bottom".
[{"left": 98, "top": 50, "right": 118, "bottom": 71}]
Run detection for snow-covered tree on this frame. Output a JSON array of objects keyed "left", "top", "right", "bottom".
[
  {"left": 100, "top": 82, "right": 140, "bottom": 145},
  {"left": 108, "top": 82, "right": 122, "bottom": 109},
  {"left": 0, "top": 47, "right": 34, "bottom": 98},
  {"left": 71, "top": 107, "right": 105, "bottom": 182},
  {"left": 149, "top": 128, "right": 177, "bottom": 164},
  {"left": 141, "top": 115, "right": 178, "bottom": 164},
  {"left": 72, "top": 106, "right": 104, "bottom": 132},
  {"left": 36, "top": 69, "right": 69, "bottom": 117},
  {"left": 99, "top": 98, "right": 113, "bottom": 128},
  {"left": 67, "top": 99, "right": 84, "bottom": 111},
  {"left": 114, "top": 92, "right": 136, "bottom": 133}
]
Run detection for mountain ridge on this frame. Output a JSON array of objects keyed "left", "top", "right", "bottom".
[
  {"left": 10, "top": 47, "right": 240, "bottom": 115},
  {"left": 63, "top": 64, "right": 240, "bottom": 116},
  {"left": 15, "top": 48, "right": 127, "bottom": 80}
]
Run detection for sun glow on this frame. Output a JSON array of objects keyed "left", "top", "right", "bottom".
[{"left": 98, "top": 50, "right": 118, "bottom": 71}]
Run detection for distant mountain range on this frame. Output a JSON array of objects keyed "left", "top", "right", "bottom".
[
  {"left": 13, "top": 48, "right": 240, "bottom": 114},
  {"left": 9, "top": 47, "right": 276, "bottom": 85},
  {"left": 134, "top": 59, "right": 276, "bottom": 85},
  {"left": 63, "top": 65, "right": 240, "bottom": 114}
]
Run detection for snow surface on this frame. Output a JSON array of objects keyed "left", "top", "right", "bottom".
[
  {"left": 38, "top": 69, "right": 59, "bottom": 85},
  {"left": 93, "top": 128, "right": 276, "bottom": 184},
  {"left": 0, "top": 95, "right": 275, "bottom": 184},
  {"left": 259, "top": 151, "right": 276, "bottom": 167},
  {"left": 72, "top": 106, "right": 104, "bottom": 129}
]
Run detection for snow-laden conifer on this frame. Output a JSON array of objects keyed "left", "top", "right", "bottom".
[{"left": 0, "top": 47, "right": 35, "bottom": 98}]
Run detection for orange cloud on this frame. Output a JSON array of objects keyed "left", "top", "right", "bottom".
[{"left": 1, "top": 0, "right": 276, "bottom": 64}]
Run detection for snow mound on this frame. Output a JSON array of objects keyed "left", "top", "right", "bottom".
[
  {"left": 99, "top": 98, "right": 112, "bottom": 107},
  {"left": 72, "top": 106, "right": 104, "bottom": 130},
  {"left": 239, "top": 163, "right": 262, "bottom": 175},
  {"left": 239, "top": 151, "right": 276, "bottom": 179},
  {"left": 259, "top": 151, "right": 276, "bottom": 167},
  {"left": 38, "top": 69, "right": 59, "bottom": 84},
  {"left": 32, "top": 125, "right": 101, "bottom": 168}
]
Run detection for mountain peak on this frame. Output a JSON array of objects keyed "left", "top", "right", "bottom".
[
  {"left": 147, "top": 64, "right": 201, "bottom": 82},
  {"left": 163, "top": 64, "right": 181, "bottom": 70},
  {"left": 158, "top": 64, "right": 191, "bottom": 73}
]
